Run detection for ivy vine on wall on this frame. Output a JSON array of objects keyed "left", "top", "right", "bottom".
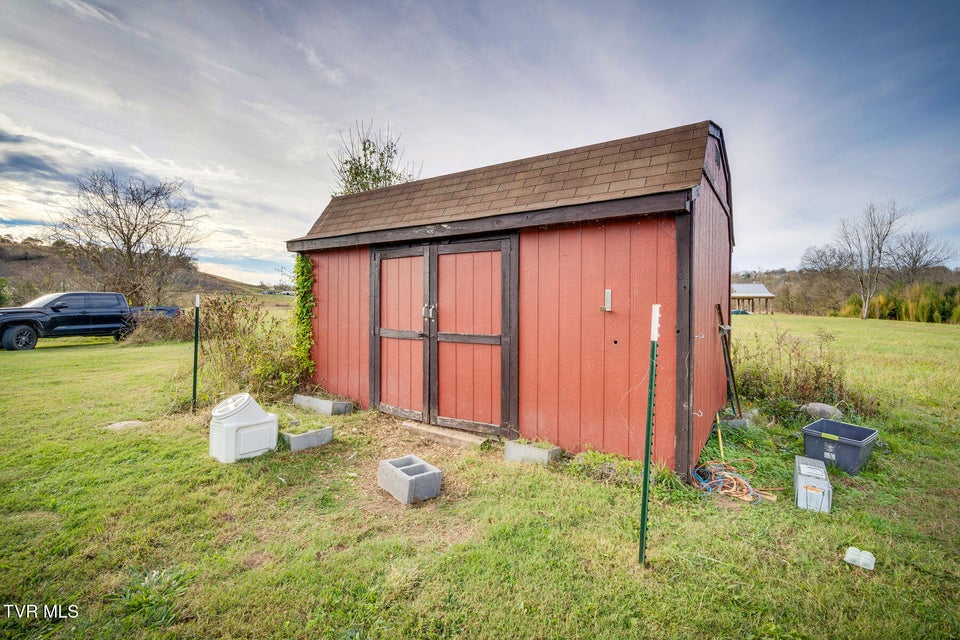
[{"left": 293, "top": 253, "right": 316, "bottom": 381}]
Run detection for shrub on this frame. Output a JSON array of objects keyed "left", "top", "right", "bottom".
[
  {"left": 195, "top": 294, "right": 308, "bottom": 405},
  {"left": 0, "top": 277, "right": 10, "bottom": 306},
  {"left": 124, "top": 312, "right": 194, "bottom": 344}
]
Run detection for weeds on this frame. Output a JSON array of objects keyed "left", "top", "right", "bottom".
[
  {"left": 124, "top": 312, "right": 195, "bottom": 344},
  {"left": 732, "top": 323, "right": 878, "bottom": 422},
  {"left": 106, "top": 567, "right": 194, "bottom": 630},
  {"left": 567, "top": 450, "right": 695, "bottom": 502},
  {"left": 194, "top": 294, "right": 308, "bottom": 405}
]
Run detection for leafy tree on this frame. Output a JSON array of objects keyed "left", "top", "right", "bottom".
[
  {"left": 48, "top": 168, "right": 203, "bottom": 306},
  {"left": 329, "top": 121, "right": 418, "bottom": 196}
]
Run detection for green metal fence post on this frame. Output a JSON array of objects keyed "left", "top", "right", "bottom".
[
  {"left": 639, "top": 303, "right": 661, "bottom": 566},
  {"left": 192, "top": 294, "right": 200, "bottom": 412}
]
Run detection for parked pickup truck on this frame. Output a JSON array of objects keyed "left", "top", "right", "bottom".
[{"left": 0, "top": 292, "right": 180, "bottom": 350}]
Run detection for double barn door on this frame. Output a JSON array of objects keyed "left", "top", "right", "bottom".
[{"left": 372, "top": 238, "right": 518, "bottom": 436}]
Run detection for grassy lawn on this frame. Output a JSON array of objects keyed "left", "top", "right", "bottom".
[{"left": 1, "top": 316, "right": 958, "bottom": 639}]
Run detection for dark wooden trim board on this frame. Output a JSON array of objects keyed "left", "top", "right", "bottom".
[
  {"left": 437, "top": 333, "right": 501, "bottom": 345},
  {"left": 378, "top": 402, "right": 423, "bottom": 422},
  {"left": 674, "top": 209, "right": 694, "bottom": 480},
  {"left": 288, "top": 192, "right": 690, "bottom": 252},
  {"left": 436, "top": 416, "right": 502, "bottom": 437},
  {"left": 504, "top": 232, "right": 520, "bottom": 437},
  {"left": 369, "top": 249, "right": 382, "bottom": 414},
  {"left": 380, "top": 328, "right": 422, "bottom": 340}
]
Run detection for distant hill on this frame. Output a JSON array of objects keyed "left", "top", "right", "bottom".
[{"left": 0, "top": 239, "right": 259, "bottom": 306}]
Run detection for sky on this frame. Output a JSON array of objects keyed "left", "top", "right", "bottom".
[{"left": 1, "top": 0, "right": 958, "bottom": 285}]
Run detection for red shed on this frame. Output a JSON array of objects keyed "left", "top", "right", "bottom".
[{"left": 287, "top": 120, "right": 733, "bottom": 476}]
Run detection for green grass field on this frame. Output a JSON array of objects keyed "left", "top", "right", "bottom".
[{"left": 1, "top": 316, "right": 958, "bottom": 639}]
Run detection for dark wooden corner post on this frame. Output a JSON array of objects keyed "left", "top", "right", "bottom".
[{"left": 674, "top": 205, "right": 695, "bottom": 481}]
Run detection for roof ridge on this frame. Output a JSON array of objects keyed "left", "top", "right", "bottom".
[{"left": 297, "top": 120, "right": 717, "bottom": 243}]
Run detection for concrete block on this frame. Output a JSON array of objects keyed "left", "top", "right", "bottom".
[
  {"left": 281, "top": 426, "right": 333, "bottom": 452},
  {"left": 504, "top": 440, "right": 562, "bottom": 465},
  {"left": 377, "top": 454, "right": 442, "bottom": 504},
  {"left": 293, "top": 394, "right": 352, "bottom": 416}
]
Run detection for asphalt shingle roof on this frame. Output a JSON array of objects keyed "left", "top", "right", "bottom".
[{"left": 296, "top": 120, "right": 712, "bottom": 242}]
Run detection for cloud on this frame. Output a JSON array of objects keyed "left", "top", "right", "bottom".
[
  {"left": 51, "top": 0, "right": 150, "bottom": 39},
  {"left": 0, "top": 130, "right": 27, "bottom": 144},
  {"left": 0, "top": 151, "right": 73, "bottom": 183},
  {"left": 1, "top": 0, "right": 958, "bottom": 281},
  {"left": 0, "top": 217, "right": 46, "bottom": 228},
  {"left": 293, "top": 41, "right": 346, "bottom": 85}
]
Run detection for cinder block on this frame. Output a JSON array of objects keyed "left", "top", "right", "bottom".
[
  {"left": 504, "top": 440, "right": 562, "bottom": 465},
  {"left": 281, "top": 426, "right": 333, "bottom": 452},
  {"left": 377, "top": 454, "right": 442, "bottom": 504},
  {"left": 293, "top": 394, "right": 352, "bottom": 416}
]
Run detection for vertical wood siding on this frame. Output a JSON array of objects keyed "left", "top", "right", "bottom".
[
  {"left": 437, "top": 343, "right": 501, "bottom": 423},
  {"left": 437, "top": 252, "right": 501, "bottom": 335},
  {"left": 518, "top": 218, "right": 679, "bottom": 466},
  {"left": 379, "top": 254, "right": 424, "bottom": 412},
  {"left": 705, "top": 136, "right": 729, "bottom": 205},
  {"left": 311, "top": 247, "right": 370, "bottom": 407},
  {"left": 690, "top": 173, "right": 733, "bottom": 465},
  {"left": 437, "top": 251, "right": 502, "bottom": 424}
]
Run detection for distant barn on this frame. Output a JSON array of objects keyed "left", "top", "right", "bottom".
[
  {"left": 288, "top": 121, "right": 734, "bottom": 476},
  {"left": 732, "top": 283, "right": 775, "bottom": 314}
]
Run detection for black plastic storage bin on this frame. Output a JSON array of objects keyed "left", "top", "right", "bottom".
[{"left": 802, "top": 419, "right": 878, "bottom": 475}]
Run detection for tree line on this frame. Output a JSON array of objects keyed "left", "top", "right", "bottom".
[{"left": 740, "top": 199, "right": 959, "bottom": 323}]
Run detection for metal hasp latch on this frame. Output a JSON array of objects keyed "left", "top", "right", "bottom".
[{"left": 422, "top": 305, "right": 437, "bottom": 320}]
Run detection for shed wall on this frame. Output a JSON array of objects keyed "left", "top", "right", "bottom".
[
  {"left": 689, "top": 175, "right": 733, "bottom": 470},
  {"left": 705, "top": 136, "right": 729, "bottom": 205},
  {"left": 517, "top": 218, "right": 679, "bottom": 466},
  {"left": 310, "top": 246, "right": 371, "bottom": 407}
]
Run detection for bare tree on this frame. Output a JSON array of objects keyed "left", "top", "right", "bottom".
[
  {"left": 49, "top": 169, "right": 203, "bottom": 305},
  {"left": 888, "top": 228, "right": 957, "bottom": 284},
  {"left": 795, "top": 246, "right": 854, "bottom": 314},
  {"left": 800, "top": 244, "right": 851, "bottom": 272},
  {"left": 330, "top": 120, "right": 419, "bottom": 196},
  {"left": 834, "top": 199, "right": 907, "bottom": 319}
]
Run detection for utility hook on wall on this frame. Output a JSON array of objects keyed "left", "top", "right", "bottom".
[{"left": 600, "top": 289, "right": 613, "bottom": 312}]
